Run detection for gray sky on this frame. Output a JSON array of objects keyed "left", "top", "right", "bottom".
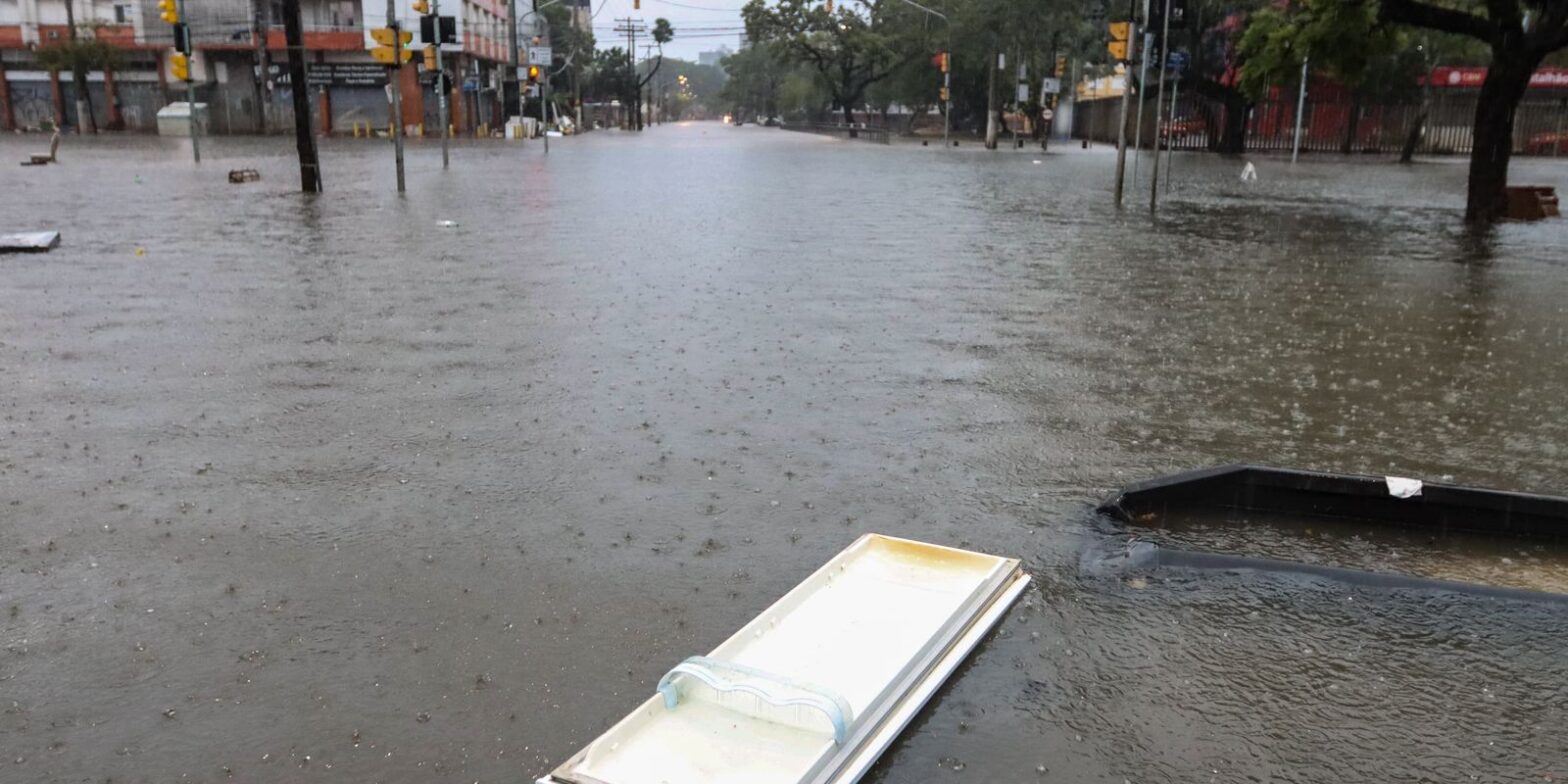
[{"left": 582, "top": 0, "right": 748, "bottom": 62}]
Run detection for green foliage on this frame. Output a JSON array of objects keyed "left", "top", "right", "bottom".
[
  {"left": 33, "top": 36, "right": 126, "bottom": 74},
  {"left": 1237, "top": 0, "right": 1408, "bottom": 99},
  {"left": 742, "top": 0, "right": 928, "bottom": 118}
]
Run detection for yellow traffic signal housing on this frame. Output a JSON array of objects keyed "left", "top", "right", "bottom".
[
  {"left": 372, "top": 46, "right": 415, "bottom": 64},
  {"left": 370, "top": 27, "right": 413, "bottom": 46},
  {"left": 158, "top": 0, "right": 178, "bottom": 23},
  {"left": 411, "top": 0, "right": 430, "bottom": 13},
  {"left": 1107, "top": 40, "right": 1128, "bottom": 60},
  {"left": 1109, "top": 22, "right": 1131, "bottom": 41},
  {"left": 169, "top": 52, "right": 190, "bottom": 81},
  {"left": 526, "top": 65, "right": 541, "bottom": 84},
  {"left": 423, "top": 45, "right": 438, "bottom": 70}
]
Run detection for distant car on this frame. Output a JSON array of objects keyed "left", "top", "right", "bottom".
[
  {"left": 1524, "top": 131, "right": 1568, "bottom": 155},
  {"left": 1158, "top": 117, "right": 1206, "bottom": 143},
  {"left": 763, "top": 116, "right": 781, "bottom": 127}
]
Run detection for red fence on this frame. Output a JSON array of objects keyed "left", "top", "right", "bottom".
[{"left": 1073, "top": 90, "right": 1568, "bottom": 157}]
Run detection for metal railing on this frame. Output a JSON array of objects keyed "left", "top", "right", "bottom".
[{"left": 780, "top": 123, "right": 891, "bottom": 144}]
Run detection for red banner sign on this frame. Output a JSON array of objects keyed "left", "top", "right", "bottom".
[{"left": 1425, "top": 67, "right": 1568, "bottom": 89}]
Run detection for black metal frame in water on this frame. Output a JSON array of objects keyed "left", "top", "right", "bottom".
[
  {"left": 1099, "top": 463, "right": 1568, "bottom": 543},
  {"left": 1092, "top": 464, "right": 1568, "bottom": 602}
]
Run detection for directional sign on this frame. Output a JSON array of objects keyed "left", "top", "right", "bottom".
[
  {"left": 370, "top": 27, "right": 412, "bottom": 46},
  {"left": 1040, "top": 77, "right": 1061, "bottom": 96},
  {"left": 528, "top": 46, "right": 552, "bottom": 66}
]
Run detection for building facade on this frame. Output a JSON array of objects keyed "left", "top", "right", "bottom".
[{"left": 0, "top": 0, "right": 518, "bottom": 133}]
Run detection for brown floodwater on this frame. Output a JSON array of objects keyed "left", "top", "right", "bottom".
[{"left": 1, "top": 126, "right": 1565, "bottom": 783}]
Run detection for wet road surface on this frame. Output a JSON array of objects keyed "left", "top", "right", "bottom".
[{"left": 2, "top": 125, "right": 1566, "bottom": 782}]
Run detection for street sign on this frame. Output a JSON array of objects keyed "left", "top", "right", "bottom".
[
  {"left": 1167, "top": 51, "right": 1188, "bottom": 74},
  {"left": 528, "top": 46, "right": 552, "bottom": 66},
  {"left": 371, "top": 46, "right": 414, "bottom": 65},
  {"left": 306, "top": 63, "right": 390, "bottom": 87},
  {"left": 1040, "top": 77, "right": 1061, "bottom": 96},
  {"left": 419, "top": 15, "right": 458, "bottom": 45},
  {"left": 370, "top": 27, "right": 412, "bottom": 46}
]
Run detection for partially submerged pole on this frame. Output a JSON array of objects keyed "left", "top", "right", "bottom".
[
  {"left": 1291, "top": 56, "right": 1309, "bottom": 163},
  {"left": 281, "top": 0, "right": 320, "bottom": 191}
]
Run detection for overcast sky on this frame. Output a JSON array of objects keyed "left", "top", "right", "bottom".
[{"left": 581, "top": 0, "right": 749, "bottom": 62}]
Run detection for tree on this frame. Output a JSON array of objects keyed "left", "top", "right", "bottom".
[
  {"left": 718, "top": 43, "right": 790, "bottom": 119},
  {"left": 630, "top": 18, "right": 675, "bottom": 130},
  {"left": 34, "top": 28, "right": 126, "bottom": 134},
  {"left": 1373, "top": 0, "right": 1568, "bottom": 223},
  {"left": 742, "top": 0, "right": 926, "bottom": 129}
]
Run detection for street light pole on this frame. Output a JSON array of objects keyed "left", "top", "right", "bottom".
[
  {"left": 1292, "top": 56, "right": 1308, "bottom": 163},
  {"left": 1148, "top": 0, "right": 1172, "bottom": 210},
  {"left": 177, "top": 0, "right": 199, "bottom": 161},
  {"left": 433, "top": 0, "right": 450, "bottom": 168},
  {"left": 887, "top": 0, "right": 947, "bottom": 146},
  {"left": 386, "top": 0, "right": 405, "bottom": 191}
]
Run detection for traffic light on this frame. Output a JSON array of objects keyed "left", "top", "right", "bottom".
[
  {"left": 370, "top": 27, "right": 414, "bottom": 64},
  {"left": 158, "top": 0, "right": 177, "bottom": 23},
  {"left": 526, "top": 65, "right": 541, "bottom": 84},
  {"left": 1056, "top": 54, "right": 1068, "bottom": 76},
  {"left": 1108, "top": 22, "right": 1131, "bottom": 61},
  {"left": 412, "top": 0, "right": 430, "bottom": 13},
  {"left": 423, "top": 45, "right": 438, "bottom": 71},
  {"left": 169, "top": 52, "right": 190, "bottom": 81}
]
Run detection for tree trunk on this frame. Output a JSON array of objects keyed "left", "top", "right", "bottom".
[
  {"left": 1217, "top": 91, "right": 1248, "bottom": 155},
  {"left": 64, "top": 0, "right": 96, "bottom": 134},
  {"left": 1399, "top": 109, "right": 1427, "bottom": 164},
  {"left": 1341, "top": 95, "right": 1361, "bottom": 154},
  {"left": 1465, "top": 49, "right": 1537, "bottom": 224},
  {"left": 841, "top": 103, "right": 857, "bottom": 137}
]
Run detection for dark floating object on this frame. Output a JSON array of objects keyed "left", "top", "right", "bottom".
[
  {"left": 1099, "top": 464, "right": 1566, "bottom": 543},
  {"left": 1092, "top": 464, "right": 1568, "bottom": 603},
  {"left": 228, "top": 169, "right": 262, "bottom": 183},
  {"left": 1504, "top": 186, "right": 1559, "bottom": 221}
]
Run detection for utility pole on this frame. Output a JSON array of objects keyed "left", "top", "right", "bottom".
[
  {"left": 506, "top": 0, "right": 520, "bottom": 118},
  {"left": 433, "top": 0, "right": 450, "bottom": 168},
  {"left": 613, "top": 18, "right": 644, "bottom": 130},
  {"left": 386, "top": 0, "right": 406, "bottom": 192},
  {"left": 1112, "top": 0, "right": 1138, "bottom": 207},
  {"left": 985, "top": 48, "right": 998, "bottom": 149},
  {"left": 252, "top": 0, "right": 271, "bottom": 133},
  {"left": 281, "top": 0, "right": 320, "bottom": 191},
  {"left": 1131, "top": 25, "right": 1151, "bottom": 183},
  {"left": 178, "top": 0, "right": 199, "bottom": 161},
  {"left": 1148, "top": 0, "right": 1172, "bottom": 210}
]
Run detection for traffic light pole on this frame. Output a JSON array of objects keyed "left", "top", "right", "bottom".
[
  {"left": 387, "top": 0, "right": 406, "bottom": 192},
  {"left": 177, "top": 0, "right": 199, "bottom": 162},
  {"left": 433, "top": 0, "right": 450, "bottom": 168},
  {"left": 1112, "top": 0, "right": 1138, "bottom": 207},
  {"left": 1148, "top": 0, "right": 1172, "bottom": 210},
  {"left": 281, "top": 0, "right": 321, "bottom": 192}
]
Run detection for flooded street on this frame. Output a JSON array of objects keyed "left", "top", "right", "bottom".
[{"left": 2, "top": 124, "right": 1565, "bottom": 782}]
